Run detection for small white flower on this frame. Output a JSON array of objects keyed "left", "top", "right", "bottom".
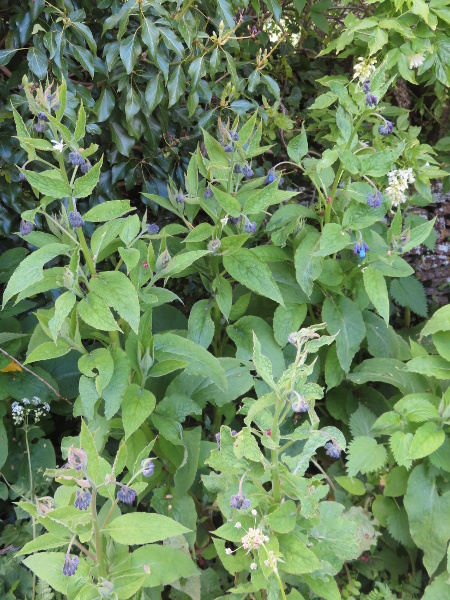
[
  {"left": 220, "top": 216, "right": 228, "bottom": 226},
  {"left": 353, "top": 57, "right": 377, "bottom": 84},
  {"left": 251, "top": 509, "right": 257, "bottom": 516},
  {"left": 51, "top": 139, "right": 65, "bottom": 153},
  {"left": 250, "top": 562, "right": 257, "bottom": 570},
  {"left": 409, "top": 53, "right": 425, "bottom": 69},
  {"left": 235, "top": 522, "right": 242, "bottom": 529},
  {"left": 225, "top": 548, "right": 233, "bottom": 555}
]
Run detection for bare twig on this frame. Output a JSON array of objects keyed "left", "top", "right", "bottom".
[{"left": 0, "top": 347, "right": 71, "bottom": 405}]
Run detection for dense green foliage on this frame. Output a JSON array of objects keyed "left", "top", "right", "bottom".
[{"left": 0, "top": 0, "right": 449, "bottom": 599}]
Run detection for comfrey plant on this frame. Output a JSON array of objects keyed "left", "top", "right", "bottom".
[{"left": 204, "top": 326, "right": 378, "bottom": 598}]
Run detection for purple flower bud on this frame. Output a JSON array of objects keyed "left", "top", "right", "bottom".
[
  {"left": 36, "top": 112, "right": 49, "bottom": 122},
  {"left": 292, "top": 399, "right": 309, "bottom": 413},
  {"left": 242, "top": 165, "right": 254, "bottom": 179},
  {"left": 20, "top": 220, "right": 34, "bottom": 236},
  {"left": 68, "top": 211, "right": 84, "bottom": 228},
  {"left": 147, "top": 223, "right": 160, "bottom": 235},
  {"left": 234, "top": 163, "right": 242, "bottom": 173},
  {"left": 353, "top": 244, "right": 359, "bottom": 254},
  {"left": 68, "top": 151, "right": 86, "bottom": 167},
  {"left": 325, "top": 441, "right": 341, "bottom": 459},
  {"left": 378, "top": 121, "right": 394, "bottom": 136},
  {"left": 80, "top": 162, "right": 92, "bottom": 174},
  {"left": 204, "top": 186, "right": 214, "bottom": 199},
  {"left": 62, "top": 554, "right": 79, "bottom": 576},
  {"left": 231, "top": 131, "right": 239, "bottom": 141},
  {"left": 176, "top": 193, "right": 184, "bottom": 203},
  {"left": 266, "top": 170, "right": 275, "bottom": 185},
  {"left": 117, "top": 485, "right": 137, "bottom": 505},
  {"left": 141, "top": 458, "right": 155, "bottom": 477},
  {"left": 74, "top": 490, "right": 91, "bottom": 510},
  {"left": 363, "top": 80, "right": 371, "bottom": 93},
  {"left": 224, "top": 144, "right": 234, "bottom": 153},
  {"left": 215, "top": 432, "right": 221, "bottom": 450},
  {"left": 208, "top": 238, "right": 221, "bottom": 253},
  {"left": 33, "top": 122, "right": 45, "bottom": 133},
  {"left": 229, "top": 216, "right": 241, "bottom": 225},
  {"left": 366, "top": 191, "right": 382, "bottom": 208},
  {"left": 365, "top": 94, "right": 377, "bottom": 107},
  {"left": 19, "top": 171, "right": 27, "bottom": 182},
  {"left": 244, "top": 221, "right": 257, "bottom": 234}
]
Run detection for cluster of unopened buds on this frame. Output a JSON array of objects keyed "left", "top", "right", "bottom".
[
  {"left": 11, "top": 397, "right": 50, "bottom": 426},
  {"left": 207, "top": 238, "right": 221, "bottom": 254},
  {"left": 147, "top": 223, "right": 160, "bottom": 235},
  {"left": 220, "top": 213, "right": 257, "bottom": 234},
  {"left": 68, "top": 210, "right": 84, "bottom": 228},
  {"left": 325, "top": 440, "right": 342, "bottom": 459},
  {"left": 248, "top": 25, "right": 261, "bottom": 38},
  {"left": 233, "top": 7, "right": 244, "bottom": 23}
]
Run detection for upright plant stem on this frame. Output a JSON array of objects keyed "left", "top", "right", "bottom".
[
  {"left": 91, "top": 488, "right": 106, "bottom": 578},
  {"left": 25, "top": 426, "right": 36, "bottom": 600}
]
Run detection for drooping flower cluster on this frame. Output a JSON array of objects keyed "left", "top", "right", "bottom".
[
  {"left": 147, "top": 223, "right": 160, "bottom": 235},
  {"left": 385, "top": 168, "right": 415, "bottom": 207},
  {"left": 11, "top": 397, "right": 50, "bottom": 426},
  {"left": 230, "top": 493, "right": 251, "bottom": 510},
  {"left": 68, "top": 211, "right": 84, "bottom": 228},
  {"left": 62, "top": 554, "right": 79, "bottom": 576},
  {"left": 243, "top": 214, "right": 257, "bottom": 234},
  {"left": 325, "top": 440, "right": 342, "bottom": 459},
  {"left": 378, "top": 121, "right": 394, "bottom": 136},
  {"left": 20, "top": 220, "right": 34, "bottom": 236},
  {"left": 74, "top": 490, "right": 91, "bottom": 510},
  {"left": 141, "top": 457, "right": 155, "bottom": 477},
  {"left": 241, "top": 527, "right": 270, "bottom": 552},
  {"left": 242, "top": 164, "right": 254, "bottom": 179},
  {"left": 117, "top": 485, "right": 137, "bottom": 505},
  {"left": 353, "top": 57, "right": 376, "bottom": 85},
  {"left": 366, "top": 191, "right": 382, "bottom": 208},
  {"left": 354, "top": 240, "right": 369, "bottom": 259}
]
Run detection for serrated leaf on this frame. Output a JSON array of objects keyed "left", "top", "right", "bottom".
[
  {"left": 20, "top": 169, "right": 72, "bottom": 199},
  {"left": 390, "top": 277, "right": 427, "bottom": 317},
  {"left": 390, "top": 431, "right": 413, "bottom": 469},
  {"left": 72, "top": 156, "right": 103, "bottom": 199},
  {"left": 346, "top": 436, "right": 387, "bottom": 477}
]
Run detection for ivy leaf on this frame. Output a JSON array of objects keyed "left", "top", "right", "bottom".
[
  {"left": 390, "top": 277, "right": 427, "bottom": 317},
  {"left": 346, "top": 436, "right": 387, "bottom": 477},
  {"left": 322, "top": 296, "right": 366, "bottom": 372},
  {"left": 223, "top": 249, "right": 284, "bottom": 306},
  {"left": 168, "top": 65, "right": 186, "bottom": 107}
]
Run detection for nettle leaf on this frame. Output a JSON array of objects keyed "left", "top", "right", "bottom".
[
  {"left": 322, "top": 296, "right": 366, "bottom": 372},
  {"left": 346, "top": 436, "right": 387, "bottom": 477},
  {"left": 404, "top": 464, "right": 450, "bottom": 576},
  {"left": 390, "top": 431, "right": 413, "bottom": 469},
  {"left": 349, "top": 405, "right": 377, "bottom": 438},
  {"left": 394, "top": 394, "right": 441, "bottom": 423},
  {"left": 421, "top": 304, "right": 450, "bottom": 337},
  {"left": 223, "top": 249, "right": 284, "bottom": 306},
  {"left": 390, "top": 277, "right": 427, "bottom": 317},
  {"left": 406, "top": 355, "right": 450, "bottom": 379}
]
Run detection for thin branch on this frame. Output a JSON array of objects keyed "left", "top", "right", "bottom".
[
  {"left": 0, "top": 347, "right": 72, "bottom": 405},
  {"left": 311, "top": 458, "right": 337, "bottom": 492},
  {"left": 72, "top": 539, "right": 97, "bottom": 562}
]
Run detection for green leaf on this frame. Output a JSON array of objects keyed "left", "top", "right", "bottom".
[
  {"left": 322, "top": 297, "right": 366, "bottom": 372},
  {"left": 402, "top": 217, "right": 436, "bottom": 253},
  {"left": 273, "top": 304, "right": 307, "bottom": 347},
  {"left": 390, "top": 277, "right": 427, "bottom": 317},
  {"left": 25, "top": 339, "right": 72, "bottom": 364},
  {"left": 0, "top": 49, "right": 18, "bottom": 67},
  {"left": 363, "top": 267, "right": 389, "bottom": 324},
  {"left": 252, "top": 332, "right": 276, "bottom": 390},
  {"left": 73, "top": 45, "right": 95, "bottom": 78},
  {"left": 408, "top": 422, "right": 445, "bottom": 459},
  {"left": 16, "top": 534, "right": 65, "bottom": 557},
  {"left": 287, "top": 127, "right": 308, "bottom": 163},
  {"left": 278, "top": 533, "right": 323, "bottom": 575},
  {"left": 145, "top": 75, "right": 164, "bottom": 113},
  {"left": 422, "top": 305, "right": 450, "bottom": 336},
  {"left": 309, "top": 92, "right": 337, "bottom": 110},
  {"left": 223, "top": 249, "right": 284, "bottom": 306},
  {"left": 384, "top": 466, "right": 409, "bottom": 497},
  {"left": 189, "top": 56, "right": 204, "bottom": 89},
  {"left": 359, "top": 144, "right": 404, "bottom": 177},
  {"left": 406, "top": 355, "right": 450, "bottom": 379},
  {"left": 79, "top": 375, "right": 99, "bottom": 419},
  {"left": 94, "top": 88, "right": 116, "bottom": 122},
  {"left": 104, "top": 513, "right": 190, "bottom": 545},
  {"left": 267, "top": 501, "right": 297, "bottom": 533},
  {"left": 315, "top": 223, "right": 351, "bottom": 256},
  {"left": 27, "top": 46, "right": 48, "bottom": 79},
  {"left": 211, "top": 186, "right": 241, "bottom": 217},
  {"left": 390, "top": 431, "right": 413, "bottom": 469},
  {"left": 347, "top": 437, "right": 387, "bottom": 477},
  {"left": 188, "top": 300, "right": 214, "bottom": 348},
  {"left": 168, "top": 65, "right": 186, "bottom": 107},
  {"left": 90, "top": 271, "right": 140, "bottom": 334},
  {"left": 244, "top": 179, "right": 297, "bottom": 214},
  {"left": 122, "top": 384, "right": 156, "bottom": 440},
  {"left": 120, "top": 34, "right": 142, "bottom": 74},
  {"left": 394, "top": 394, "right": 441, "bottom": 422},
  {"left": 294, "top": 230, "right": 322, "bottom": 297},
  {"left": 153, "top": 333, "right": 227, "bottom": 392},
  {"left": 3, "top": 244, "right": 71, "bottom": 307},
  {"left": 161, "top": 250, "right": 210, "bottom": 278},
  {"left": 141, "top": 18, "right": 159, "bottom": 58},
  {"left": 79, "top": 348, "right": 114, "bottom": 394},
  {"left": 174, "top": 426, "right": 202, "bottom": 495},
  {"left": 23, "top": 552, "right": 88, "bottom": 594},
  {"left": 130, "top": 544, "right": 198, "bottom": 588},
  {"left": 159, "top": 28, "right": 184, "bottom": 57},
  {"left": 83, "top": 200, "right": 134, "bottom": 222},
  {"left": 103, "top": 347, "right": 131, "bottom": 419},
  {"left": 48, "top": 291, "right": 76, "bottom": 341},
  {"left": 349, "top": 358, "right": 428, "bottom": 394},
  {"left": 404, "top": 464, "right": 450, "bottom": 575},
  {"left": 335, "top": 476, "right": 366, "bottom": 496},
  {"left": 20, "top": 169, "right": 72, "bottom": 199},
  {"left": 72, "top": 156, "right": 103, "bottom": 199},
  {"left": 77, "top": 292, "right": 121, "bottom": 332}
]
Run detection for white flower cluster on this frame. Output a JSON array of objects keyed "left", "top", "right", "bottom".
[
  {"left": 11, "top": 396, "right": 50, "bottom": 425},
  {"left": 409, "top": 53, "right": 425, "bottom": 69},
  {"left": 353, "top": 57, "right": 376, "bottom": 84},
  {"left": 264, "top": 550, "right": 278, "bottom": 572},
  {"left": 241, "top": 527, "right": 270, "bottom": 553},
  {"left": 386, "top": 168, "right": 415, "bottom": 208}
]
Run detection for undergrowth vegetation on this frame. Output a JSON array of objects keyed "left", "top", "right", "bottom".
[{"left": 0, "top": 0, "right": 449, "bottom": 599}]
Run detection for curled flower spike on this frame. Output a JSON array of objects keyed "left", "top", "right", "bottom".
[
  {"left": 204, "top": 186, "right": 214, "bottom": 199},
  {"left": 36, "top": 112, "right": 49, "bottom": 122},
  {"left": 366, "top": 191, "right": 382, "bottom": 208},
  {"left": 33, "top": 122, "right": 45, "bottom": 133},
  {"left": 224, "top": 143, "right": 234, "bottom": 152},
  {"left": 68, "top": 151, "right": 86, "bottom": 166},
  {"left": 363, "top": 80, "right": 371, "bottom": 93},
  {"left": 378, "top": 121, "right": 394, "bottom": 136},
  {"left": 325, "top": 440, "right": 342, "bottom": 459},
  {"left": 147, "top": 223, "right": 160, "bottom": 235},
  {"left": 20, "top": 220, "right": 34, "bottom": 236},
  {"left": 74, "top": 490, "right": 91, "bottom": 510},
  {"left": 242, "top": 165, "right": 254, "bottom": 179},
  {"left": 117, "top": 485, "right": 137, "bottom": 505},
  {"left": 141, "top": 458, "right": 155, "bottom": 477},
  {"left": 365, "top": 94, "right": 377, "bottom": 107},
  {"left": 68, "top": 211, "right": 84, "bottom": 228},
  {"left": 62, "top": 554, "right": 79, "bottom": 576}
]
